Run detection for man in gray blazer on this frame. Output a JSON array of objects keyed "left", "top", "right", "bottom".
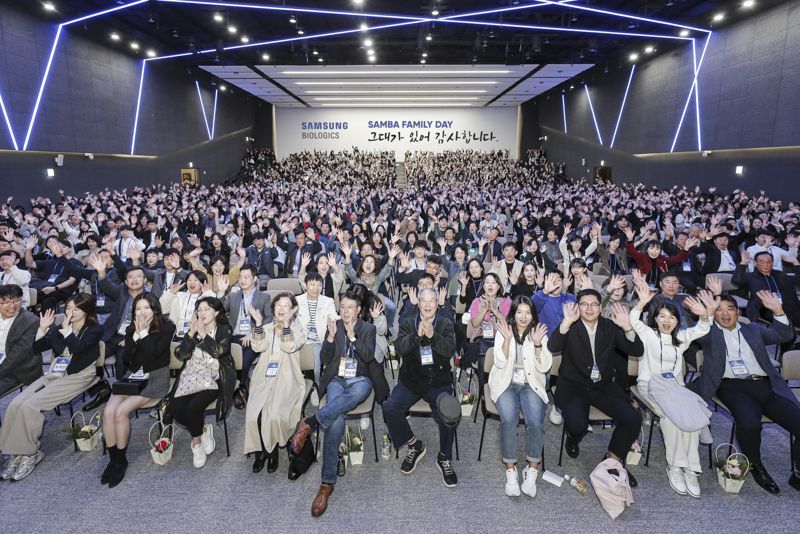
[
  {"left": 0, "top": 285, "right": 41, "bottom": 394},
  {"left": 224, "top": 265, "right": 272, "bottom": 408},
  {"left": 692, "top": 291, "right": 800, "bottom": 494},
  {"left": 122, "top": 247, "right": 188, "bottom": 298}
]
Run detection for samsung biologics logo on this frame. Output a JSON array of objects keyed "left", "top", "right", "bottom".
[{"left": 301, "top": 121, "right": 348, "bottom": 139}]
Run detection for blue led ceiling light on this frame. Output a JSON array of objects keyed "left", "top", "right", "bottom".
[
  {"left": 562, "top": 93, "right": 568, "bottom": 134},
  {"left": 196, "top": 81, "right": 212, "bottom": 139},
  {"left": 609, "top": 64, "right": 636, "bottom": 149},
  {"left": 129, "top": 60, "right": 147, "bottom": 155},
  {"left": 584, "top": 85, "right": 603, "bottom": 145},
  {"left": 0, "top": 90, "right": 19, "bottom": 150},
  {"left": 211, "top": 90, "right": 218, "bottom": 139},
  {"left": 670, "top": 34, "right": 711, "bottom": 152}
]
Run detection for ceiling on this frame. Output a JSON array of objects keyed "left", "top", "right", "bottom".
[{"left": 200, "top": 63, "right": 594, "bottom": 107}]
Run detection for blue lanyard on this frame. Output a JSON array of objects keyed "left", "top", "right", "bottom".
[{"left": 763, "top": 274, "right": 778, "bottom": 293}]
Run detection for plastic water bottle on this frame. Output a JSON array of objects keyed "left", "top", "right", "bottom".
[
  {"left": 564, "top": 475, "right": 588, "bottom": 495},
  {"left": 381, "top": 435, "right": 391, "bottom": 461}
]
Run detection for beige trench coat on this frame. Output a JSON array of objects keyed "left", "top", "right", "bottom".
[{"left": 243, "top": 320, "right": 305, "bottom": 454}]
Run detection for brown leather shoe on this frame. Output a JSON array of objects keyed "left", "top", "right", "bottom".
[
  {"left": 311, "top": 483, "right": 334, "bottom": 517},
  {"left": 233, "top": 387, "right": 246, "bottom": 410},
  {"left": 291, "top": 419, "right": 312, "bottom": 455}
]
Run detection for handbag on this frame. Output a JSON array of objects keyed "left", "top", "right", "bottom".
[
  {"left": 148, "top": 422, "right": 175, "bottom": 466},
  {"left": 589, "top": 458, "right": 634, "bottom": 519},
  {"left": 174, "top": 349, "right": 220, "bottom": 398},
  {"left": 112, "top": 378, "right": 147, "bottom": 396},
  {"left": 287, "top": 434, "right": 315, "bottom": 481}
]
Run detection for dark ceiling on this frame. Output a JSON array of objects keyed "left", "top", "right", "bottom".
[{"left": 8, "top": 0, "right": 788, "bottom": 69}]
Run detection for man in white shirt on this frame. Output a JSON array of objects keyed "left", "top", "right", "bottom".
[
  {"left": 113, "top": 226, "right": 145, "bottom": 263},
  {"left": 745, "top": 230, "right": 797, "bottom": 272},
  {"left": 0, "top": 251, "right": 31, "bottom": 309}
]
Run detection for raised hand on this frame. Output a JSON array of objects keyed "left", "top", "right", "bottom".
[
  {"left": 634, "top": 282, "right": 655, "bottom": 307},
  {"left": 562, "top": 302, "right": 580, "bottom": 324},
  {"left": 370, "top": 299, "right": 384, "bottom": 319},
  {"left": 684, "top": 237, "right": 700, "bottom": 251},
  {"left": 622, "top": 226, "right": 635, "bottom": 241},
  {"left": 531, "top": 323, "right": 548, "bottom": 345},
  {"left": 458, "top": 271, "right": 468, "bottom": 287},
  {"left": 326, "top": 316, "right": 337, "bottom": 342},
  {"left": 248, "top": 304, "right": 263, "bottom": 327},
  {"left": 408, "top": 287, "right": 418, "bottom": 305},
  {"left": 611, "top": 303, "right": 632, "bottom": 330},
  {"left": 544, "top": 273, "right": 560, "bottom": 294},
  {"left": 300, "top": 252, "right": 312, "bottom": 269},
  {"left": 740, "top": 250, "right": 750, "bottom": 266},
  {"left": 39, "top": 308, "right": 55, "bottom": 332},
  {"left": 756, "top": 290, "right": 784, "bottom": 314},
  {"left": 169, "top": 280, "right": 185, "bottom": 295},
  {"left": 216, "top": 275, "right": 229, "bottom": 295},
  {"left": 706, "top": 275, "right": 722, "bottom": 296},
  {"left": 683, "top": 295, "right": 708, "bottom": 317},
  {"left": 88, "top": 254, "right": 107, "bottom": 277},
  {"left": 697, "top": 289, "right": 720, "bottom": 315},
  {"left": 388, "top": 244, "right": 402, "bottom": 260},
  {"left": 495, "top": 319, "right": 512, "bottom": 341}
]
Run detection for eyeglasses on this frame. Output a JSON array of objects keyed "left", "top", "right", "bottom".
[{"left": 578, "top": 302, "right": 601, "bottom": 309}]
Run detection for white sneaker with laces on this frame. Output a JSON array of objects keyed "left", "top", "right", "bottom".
[
  {"left": 1, "top": 455, "right": 21, "bottom": 480},
  {"left": 310, "top": 390, "right": 319, "bottom": 407},
  {"left": 11, "top": 451, "right": 44, "bottom": 481},
  {"left": 683, "top": 468, "right": 701, "bottom": 498},
  {"left": 201, "top": 424, "right": 215, "bottom": 455},
  {"left": 521, "top": 466, "right": 539, "bottom": 498},
  {"left": 192, "top": 443, "right": 207, "bottom": 468},
  {"left": 667, "top": 465, "right": 687, "bottom": 495},
  {"left": 505, "top": 468, "right": 521, "bottom": 497},
  {"left": 549, "top": 407, "right": 563, "bottom": 425}
]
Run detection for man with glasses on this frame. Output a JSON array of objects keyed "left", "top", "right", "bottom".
[
  {"left": 0, "top": 285, "right": 41, "bottom": 396},
  {"left": 547, "top": 289, "right": 644, "bottom": 487}
]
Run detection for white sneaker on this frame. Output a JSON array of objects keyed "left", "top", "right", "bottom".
[
  {"left": 699, "top": 426, "right": 713, "bottom": 445},
  {"left": 521, "top": 466, "right": 539, "bottom": 498},
  {"left": 360, "top": 415, "right": 370, "bottom": 431},
  {"left": 201, "top": 424, "right": 215, "bottom": 455},
  {"left": 1, "top": 455, "right": 22, "bottom": 480},
  {"left": 586, "top": 424, "right": 594, "bottom": 433},
  {"left": 310, "top": 390, "right": 319, "bottom": 407},
  {"left": 667, "top": 465, "right": 687, "bottom": 495},
  {"left": 192, "top": 443, "right": 207, "bottom": 468},
  {"left": 683, "top": 468, "right": 701, "bottom": 498},
  {"left": 549, "top": 407, "right": 563, "bottom": 425},
  {"left": 505, "top": 468, "right": 521, "bottom": 497},
  {"left": 11, "top": 451, "right": 44, "bottom": 481}
]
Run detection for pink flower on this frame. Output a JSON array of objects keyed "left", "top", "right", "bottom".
[{"left": 724, "top": 464, "right": 742, "bottom": 477}]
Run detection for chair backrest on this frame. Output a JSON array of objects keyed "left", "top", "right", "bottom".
[
  {"left": 230, "top": 343, "right": 243, "bottom": 371},
  {"left": 737, "top": 317, "right": 751, "bottom": 325},
  {"left": 627, "top": 356, "right": 639, "bottom": 377},
  {"left": 299, "top": 344, "right": 316, "bottom": 373},
  {"left": 484, "top": 347, "right": 494, "bottom": 373},
  {"left": 707, "top": 272, "right": 737, "bottom": 292},
  {"left": 550, "top": 354, "right": 561, "bottom": 377},
  {"left": 54, "top": 313, "right": 65, "bottom": 327},
  {"left": 592, "top": 262, "right": 602, "bottom": 275},
  {"left": 169, "top": 342, "right": 183, "bottom": 370},
  {"left": 591, "top": 274, "right": 609, "bottom": 289},
  {"left": 267, "top": 278, "right": 303, "bottom": 295},
  {"left": 29, "top": 288, "right": 37, "bottom": 307},
  {"left": 266, "top": 289, "right": 286, "bottom": 302},
  {"left": 781, "top": 350, "right": 800, "bottom": 381},
  {"left": 95, "top": 340, "right": 106, "bottom": 367}
]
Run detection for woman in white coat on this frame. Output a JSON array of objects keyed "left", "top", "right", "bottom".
[
  {"left": 630, "top": 282, "right": 717, "bottom": 498},
  {"left": 159, "top": 270, "right": 215, "bottom": 338},
  {"left": 244, "top": 292, "right": 305, "bottom": 473},
  {"left": 489, "top": 295, "right": 552, "bottom": 498}
]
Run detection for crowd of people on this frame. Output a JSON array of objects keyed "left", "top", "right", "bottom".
[{"left": 0, "top": 147, "right": 799, "bottom": 516}]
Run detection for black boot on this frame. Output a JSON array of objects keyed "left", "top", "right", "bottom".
[
  {"left": 101, "top": 446, "right": 117, "bottom": 485},
  {"left": 267, "top": 447, "right": 279, "bottom": 473},
  {"left": 253, "top": 451, "right": 267, "bottom": 473},
  {"left": 108, "top": 447, "right": 128, "bottom": 488}
]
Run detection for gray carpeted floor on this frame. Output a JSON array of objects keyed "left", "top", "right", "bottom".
[{"left": 0, "top": 369, "right": 797, "bottom": 534}]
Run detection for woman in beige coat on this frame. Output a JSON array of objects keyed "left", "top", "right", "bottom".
[{"left": 243, "top": 292, "right": 305, "bottom": 473}]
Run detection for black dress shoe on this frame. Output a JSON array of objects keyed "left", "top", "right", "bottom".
[
  {"left": 565, "top": 434, "right": 580, "bottom": 458},
  {"left": 750, "top": 463, "right": 780, "bottom": 495},
  {"left": 83, "top": 383, "right": 111, "bottom": 411},
  {"left": 252, "top": 452, "right": 267, "bottom": 473},
  {"left": 626, "top": 469, "right": 638, "bottom": 488},
  {"left": 788, "top": 472, "right": 800, "bottom": 491},
  {"left": 267, "top": 449, "right": 279, "bottom": 473}
]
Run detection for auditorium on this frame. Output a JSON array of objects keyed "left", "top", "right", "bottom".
[{"left": 1, "top": 1, "right": 799, "bottom": 532}]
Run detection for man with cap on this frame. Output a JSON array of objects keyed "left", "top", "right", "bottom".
[
  {"left": 382, "top": 287, "right": 460, "bottom": 488},
  {"left": 245, "top": 232, "right": 277, "bottom": 290}
]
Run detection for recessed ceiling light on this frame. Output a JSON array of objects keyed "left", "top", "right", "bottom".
[
  {"left": 425, "top": 34, "right": 433, "bottom": 41},
  {"left": 219, "top": 85, "right": 227, "bottom": 91},
  {"left": 297, "top": 29, "right": 305, "bottom": 35},
  {"left": 262, "top": 53, "right": 270, "bottom": 60},
  {"left": 130, "top": 42, "right": 140, "bottom": 50},
  {"left": 312, "top": 49, "right": 319, "bottom": 55},
  {"left": 241, "top": 36, "right": 249, "bottom": 43},
  {"left": 318, "top": 57, "right": 323, "bottom": 62},
  {"left": 629, "top": 53, "right": 639, "bottom": 61},
  {"left": 146, "top": 49, "right": 156, "bottom": 57},
  {"left": 644, "top": 46, "right": 655, "bottom": 53},
  {"left": 228, "top": 26, "right": 237, "bottom": 34},
  {"left": 713, "top": 13, "right": 725, "bottom": 21},
  {"left": 289, "top": 15, "right": 296, "bottom": 24},
  {"left": 431, "top": 10, "right": 439, "bottom": 16},
  {"left": 363, "top": 38, "right": 373, "bottom": 47},
  {"left": 742, "top": 0, "right": 755, "bottom": 8},
  {"left": 213, "top": 12, "right": 223, "bottom": 23},
  {"left": 360, "top": 22, "right": 368, "bottom": 31},
  {"left": 367, "top": 50, "right": 375, "bottom": 57},
  {"left": 110, "top": 32, "right": 120, "bottom": 41},
  {"left": 368, "top": 56, "right": 376, "bottom": 62},
  {"left": 420, "top": 59, "right": 426, "bottom": 64},
  {"left": 352, "top": 0, "right": 364, "bottom": 5},
  {"left": 422, "top": 52, "right": 428, "bottom": 58},
  {"left": 679, "top": 29, "right": 690, "bottom": 37},
  {"left": 42, "top": 2, "right": 56, "bottom": 12}
]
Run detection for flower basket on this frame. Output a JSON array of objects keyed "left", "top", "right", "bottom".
[
  {"left": 714, "top": 444, "right": 749, "bottom": 494},
  {"left": 346, "top": 425, "right": 364, "bottom": 465},
  {"left": 65, "top": 411, "right": 102, "bottom": 452},
  {"left": 459, "top": 391, "right": 475, "bottom": 417},
  {"left": 148, "top": 422, "right": 175, "bottom": 466}
]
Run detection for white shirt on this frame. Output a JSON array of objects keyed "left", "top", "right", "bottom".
[
  {"left": 717, "top": 316, "right": 788, "bottom": 378},
  {"left": 746, "top": 244, "right": 793, "bottom": 272},
  {"left": 582, "top": 320, "right": 598, "bottom": 359},
  {"left": 1, "top": 267, "right": 31, "bottom": 308},
  {"left": 719, "top": 249, "right": 736, "bottom": 271},
  {"left": 0, "top": 315, "right": 15, "bottom": 364}
]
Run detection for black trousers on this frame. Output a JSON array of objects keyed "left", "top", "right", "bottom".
[
  {"left": 555, "top": 381, "right": 642, "bottom": 460},
  {"left": 38, "top": 287, "right": 74, "bottom": 310},
  {"left": 717, "top": 378, "right": 800, "bottom": 466},
  {"left": 169, "top": 389, "right": 218, "bottom": 437}
]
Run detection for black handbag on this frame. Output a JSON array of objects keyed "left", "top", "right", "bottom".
[
  {"left": 287, "top": 436, "right": 315, "bottom": 481},
  {"left": 111, "top": 378, "right": 147, "bottom": 396}
]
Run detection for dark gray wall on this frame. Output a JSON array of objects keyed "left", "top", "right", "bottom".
[
  {"left": 535, "top": 1, "right": 800, "bottom": 154},
  {"left": 0, "top": 4, "right": 261, "bottom": 155}
]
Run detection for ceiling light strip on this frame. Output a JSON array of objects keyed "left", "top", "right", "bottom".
[
  {"left": 297, "top": 81, "right": 497, "bottom": 85},
  {"left": 130, "top": 60, "right": 147, "bottom": 155},
  {"left": 670, "top": 34, "right": 711, "bottom": 152},
  {"left": 609, "top": 64, "right": 635, "bottom": 149},
  {"left": 320, "top": 103, "right": 475, "bottom": 107},
  {"left": 211, "top": 89, "right": 218, "bottom": 139},
  {"left": 584, "top": 84, "right": 603, "bottom": 145},
  {"left": 561, "top": 93, "right": 568, "bottom": 134},
  {"left": 279, "top": 70, "right": 514, "bottom": 75},
  {"left": 21, "top": 25, "right": 62, "bottom": 150},
  {"left": 313, "top": 97, "right": 480, "bottom": 101},
  {"left": 303, "top": 90, "right": 488, "bottom": 94},
  {"left": 0, "top": 90, "right": 19, "bottom": 150},
  {"left": 195, "top": 81, "right": 212, "bottom": 139}
]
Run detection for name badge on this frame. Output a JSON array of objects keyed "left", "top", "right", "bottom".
[
  {"left": 482, "top": 321, "right": 494, "bottom": 339},
  {"left": 773, "top": 292, "right": 783, "bottom": 303},
  {"left": 48, "top": 274, "right": 58, "bottom": 283},
  {"left": 96, "top": 296, "right": 106, "bottom": 307},
  {"left": 266, "top": 361, "right": 279, "bottom": 377},
  {"left": 661, "top": 371, "right": 676, "bottom": 380},
  {"left": 504, "top": 282, "right": 512, "bottom": 294},
  {"left": 238, "top": 318, "right": 251, "bottom": 334},
  {"left": 339, "top": 357, "right": 357, "bottom": 378},
  {"left": 0, "top": 351, "right": 5, "bottom": 365},
  {"left": 181, "top": 320, "right": 191, "bottom": 333},
  {"left": 51, "top": 356, "right": 71, "bottom": 375},
  {"left": 682, "top": 261, "right": 692, "bottom": 272},
  {"left": 729, "top": 359, "right": 750, "bottom": 378},
  {"left": 129, "top": 368, "right": 150, "bottom": 380},
  {"left": 420, "top": 346, "right": 434, "bottom": 366},
  {"left": 307, "top": 325, "right": 318, "bottom": 341},
  {"left": 512, "top": 366, "right": 525, "bottom": 385},
  {"left": 590, "top": 363, "right": 601, "bottom": 383}
]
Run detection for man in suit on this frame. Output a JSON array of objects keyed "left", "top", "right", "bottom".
[
  {"left": 245, "top": 232, "right": 277, "bottom": 290},
  {"left": 136, "top": 218, "right": 166, "bottom": 252},
  {"left": 697, "top": 231, "right": 742, "bottom": 277},
  {"left": 0, "top": 285, "right": 41, "bottom": 395},
  {"left": 383, "top": 288, "right": 459, "bottom": 488},
  {"left": 284, "top": 228, "right": 322, "bottom": 278},
  {"left": 733, "top": 250, "right": 800, "bottom": 326},
  {"left": 290, "top": 289, "right": 388, "bottom": 517},
  {"left": 547, "top": 289, "right": 644, "bottom": 486},
  {"left": 692, "top": 292, "right": 800, "bottom": 494},
  {"left": 224, "top": 265, "right": 272, "bottom": 409},
  {"left": 132, "top": 248, "right": 188, "bottom": 299}
]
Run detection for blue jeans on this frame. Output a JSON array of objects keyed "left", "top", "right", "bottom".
[
  {"left": 382, "top": 381, "right": 456, "bottom": 460},
  {"left": 495, "top": 382, "right": 547, "bottom": 464},
  {"left": 318, "top": 377, "right": 373, "bottom": 484}
]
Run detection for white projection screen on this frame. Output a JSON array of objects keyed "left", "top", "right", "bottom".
[{"left": 274, "top": 107, "right": 520, "bottom": 161}]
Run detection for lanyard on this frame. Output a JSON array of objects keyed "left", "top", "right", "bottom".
[
  {"left": 182, "top": 294, "right": 199, "bottom": 323},
  {"left": 658, "top": 334, "right": 679, "bottom": 373},
  {"left": 609, "top": 254, "right": 616, "bottom": 273},
  {"left": 763, "top": 274, "right": 779, "bottom": 293},
  {"left": 240, "top": 290, "right": 254, "bottom": 317},
  {"left": 648, "top": 260, "right": 659, "bottom": 286},
  {"left": 52, "top": 262, "right": 65, "bottom": 277},
  {"left": 471, "top": 278, "right": 483, "bottom": 297},
  {"left": 414, "top": 312, "right": 438, "bottom": 334},
  {"left": 723, "top": 330, "right": 743, "bottom": 361}
]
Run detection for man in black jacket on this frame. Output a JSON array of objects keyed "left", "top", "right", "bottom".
[
  {"left": 733, "top": 250, "right": 800, "bottom": 326},
  {"left": 0, "top": 285, "right": 41, "bottom": 395},
  {"left": 548, "top": 289, "right": 644, "bottom": 486},
  {"left": 284, "top": 227, "right": 322, "bottom": 278},
  {"left": 290, "top": 289, "right": 388, "bottom": 518},
  {"left": 382, "top": 288, "right": 459, "bottom": 488}
]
